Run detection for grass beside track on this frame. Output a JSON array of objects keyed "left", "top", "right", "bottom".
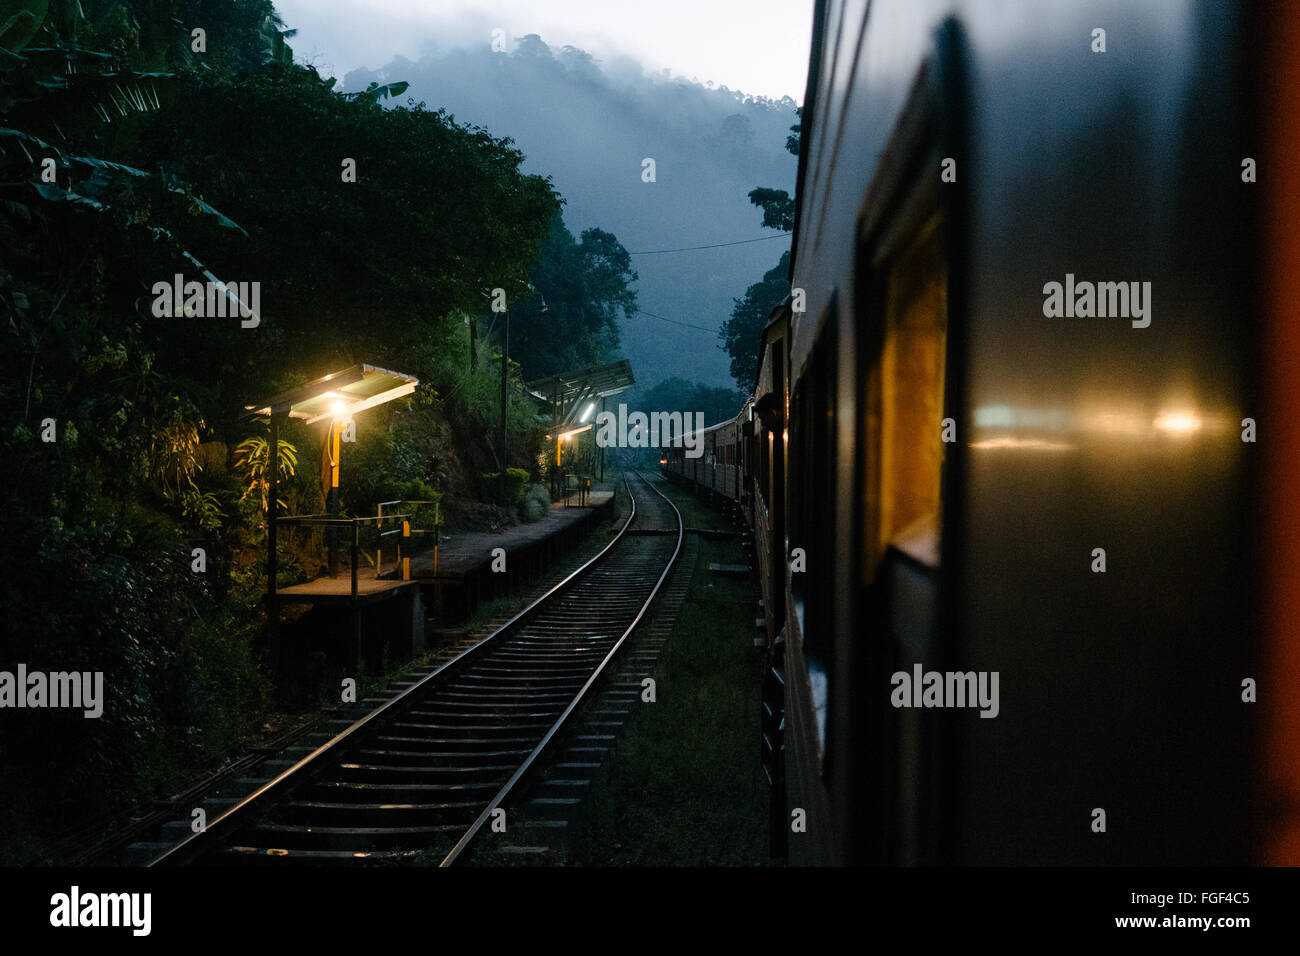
[{"left": 572, "top": 474, "right": 772, "bottom": 866}]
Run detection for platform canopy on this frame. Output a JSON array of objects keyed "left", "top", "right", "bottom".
[
  {"left": 244, "top": 363, "right": 419, "bottom": 424},
  {"left": 526, "top": 359, "right": 635, "bottom": 429}
]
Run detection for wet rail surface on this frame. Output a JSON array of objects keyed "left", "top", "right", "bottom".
[{"left": 149, "top": 472, "right": 682, "bottom": 866}]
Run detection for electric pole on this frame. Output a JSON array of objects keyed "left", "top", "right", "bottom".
[{"left": 500, "top": 308, "right": 508, "bottom": 505}]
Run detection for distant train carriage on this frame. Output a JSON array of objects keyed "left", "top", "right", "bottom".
[{"left": 661, "top": 412, "right": 745, "bottom": 505}]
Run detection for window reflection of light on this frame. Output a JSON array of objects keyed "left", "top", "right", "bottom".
[
  {"left": 973, "top": 404, "right": 1013, "bottom": 428},
  {"left": 969, "top": 437, "right": 1075, "bottom": 452},
  {"left": 973, "top": 405, "right": 1068, "bottom": 430},
  {"left": 971, "top": 400, "right": 1215, "bottom": 443},
  {"left": 1080, "top": 409, "right": 1146, "bottom": 436},
  {"left": 1153, "top": 410, "right": 1202, "bottom": 435}
]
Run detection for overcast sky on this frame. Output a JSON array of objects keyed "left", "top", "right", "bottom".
[{"left": 274, "top": 0, "right": 816, "bottom": 102}]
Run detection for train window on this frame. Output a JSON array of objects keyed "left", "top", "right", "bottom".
[
  {"left": 855, "top": 57, "right": 950, "bottom": 583},
  {"left": 875, "top": 211, "right": 946, "bottom": 571},
  {"left": 853, "top": 158, "right": 948, "bottom": 590},
  {"left": 789, "top": 299, "right": 838, "bottom": 759}
]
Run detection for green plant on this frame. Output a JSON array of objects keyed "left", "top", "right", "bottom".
[
  {"left": 150, "top": 411, "right": 203, "bottom": 495},
  {"left": 519, "top": 482, "right": 551, "bottom": 523},
  {"left": 234, "top": 433, "right": 298, "bottom": 513},
  {"left": 482, "top": 467, "right": 529, "bottom": 505},
  {"left": 392, "top": 477, "right": 442, "bottom": 503},
  {"left": 169, "top": 487, "right": 224, "bottom": 533}
]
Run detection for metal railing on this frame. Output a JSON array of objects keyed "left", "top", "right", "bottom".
[
  {"left": 273, "top": 511, "right": 429, "bottom": 600},
  {"left": 562, "top": 473, "right": 592, "bottom": 507},
  {"left": 378, "top": 498, "right": 441, "bottom": 577}
]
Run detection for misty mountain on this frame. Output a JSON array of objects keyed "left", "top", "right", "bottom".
[{"left": 344, "top": 34, "right": 797, "bottom": 393}]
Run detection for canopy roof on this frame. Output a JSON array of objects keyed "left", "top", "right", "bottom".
[
  {"left": 244, "top": 363, "right": 419, "bottom": 424},
  {"left": 526, "top": 359, "right": 635, "bottom": 428}
]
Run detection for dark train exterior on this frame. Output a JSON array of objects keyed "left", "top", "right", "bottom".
[
  {"left": 665, "top": 0, "right": 1300, "bottom": 865},
  {"left": 663, "top": 410, "right": 748, "bottom": 506}
]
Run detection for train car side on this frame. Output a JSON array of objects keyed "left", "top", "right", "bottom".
[{"left": 778, "top": 0, "right": 1260, "bottom": 865}]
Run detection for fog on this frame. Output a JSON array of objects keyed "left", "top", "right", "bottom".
[{"left": 341, "top": 32, "right": 800, "bottom": 388}]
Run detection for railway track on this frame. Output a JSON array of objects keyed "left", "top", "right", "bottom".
[{"left": 148, "top": 471, "right": 682, "bottom": 867}]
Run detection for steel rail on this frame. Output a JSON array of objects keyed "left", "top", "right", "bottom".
[
  {"left": 439, "top": 471, "right": 683, "bottom": 866},
  {"left": 148, "top": 478, "right": 640, "bottom": 866}
]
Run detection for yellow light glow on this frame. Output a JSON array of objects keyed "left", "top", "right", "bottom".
[
  {"left": 1080, "top": 409, "right": 1146, "bottom": 436},
  {"left": 1153, "top": 410, "right": 1202, "bottom": 435},
  {"left": 969, "top": 437, "right": 1075, "bottom": 452},
  {"left": 331, "top": 400, "right": 347, "bottom": 419}
]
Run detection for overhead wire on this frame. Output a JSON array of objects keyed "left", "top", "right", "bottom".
[{"left": 626, "top": 233, "right": 791, "bottom": 255}]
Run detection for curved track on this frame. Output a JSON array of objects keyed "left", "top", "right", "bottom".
[{"left": 149, "top": 471, "right": 681, "bottom": 866}]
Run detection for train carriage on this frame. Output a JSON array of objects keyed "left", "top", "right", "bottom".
[
  {"left": 670, "top": 0, "right": 1300, "bottom": 866},
  {"left": 775, "top": 0, "right": 1283, "bottom": 866}
]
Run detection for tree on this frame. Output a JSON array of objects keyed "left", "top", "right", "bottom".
[
  {"left": 0, "top": 0, "right": 284, "bottom": 861},
  {"left": 505, "top": 215, "right": 637, "bottom": 381},
  {"left": 117, "top": 61, "right": 561, "bottom": 432},
  {"left": 746, "top": 106, "right": 802, "bottom": 233},
  {"left": 719, "top": 251, "right": 790, "bottom": 390},
  {"left": 723, "top": 106, "right": 801, "bottom": 389},
  {"left": 640, "top": 377, "right": 748, "bottom": 429},
  {"left": 0, "top": 0, "right": 571, "bottom": 858},
  {"left": 746, "top": 186, "right": 795, "bottom": 232}
]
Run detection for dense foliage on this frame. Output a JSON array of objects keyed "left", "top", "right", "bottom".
[
  {"left": 718, "top": 251, "right": 791, "bottom": 390},
  {"left": 0, "top": 0, "right": 636, "bottom": 861},
  {"left": 502, "top": 215, "right": 637, "bottom": 383},
  {"left": 720, "top": 108, "right": 801, "bottom": 389}
]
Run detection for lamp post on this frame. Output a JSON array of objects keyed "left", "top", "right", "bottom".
[
  {"left": 328, "top": 401, "right": 348, "bottom": 577},
  {"left": 500, "top": 307, "right": 508, "bottom": 506}
]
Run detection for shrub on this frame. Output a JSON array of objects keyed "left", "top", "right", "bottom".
[
  {"left": 391, "top": 478, "right": 442, "bottom": 504},
  {"left": 519, "top": 483, "right": 552, "bottom": 523},
  {"left": 481, "top": 467, "right": 530, "bottom": 505}
]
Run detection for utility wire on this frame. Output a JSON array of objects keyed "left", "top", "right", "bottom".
[
  {"left": 627, "top": 233, "right": 791, "bottom": 255},
  {"left": 636, "top": 309, "right": 718, "bottom": 334}
]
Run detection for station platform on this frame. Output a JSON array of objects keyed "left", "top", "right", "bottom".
[
  {"left": 411, "top": 487, "right": 616, "bottom": 624},
  {"left": 274, "top": 576, "right": 419, "bottom": 606},
  {"left": 413, "top": 490, "right": 614, "bottom": 580}
]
